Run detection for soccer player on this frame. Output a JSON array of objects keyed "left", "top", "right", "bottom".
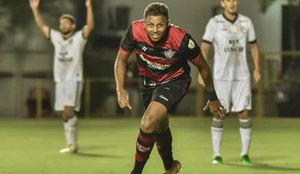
[
  {"left": 29, "top": 0, "right": 94, "bottom": 153},
  {"left": 114, "top": 2, "right": 225, "bottom": 174},
  {"left": 198, "top": 0, "right": 261, "bottom": 164}
]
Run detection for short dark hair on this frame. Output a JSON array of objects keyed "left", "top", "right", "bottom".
[
  {"left": 59, "top": 14, "right": 76, "bottom": 24},
  {"left": 144, "top": 2, "right": 169, "bottom": 19}
]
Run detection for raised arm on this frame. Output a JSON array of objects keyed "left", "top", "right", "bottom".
[
  {"left": 29, "top": 0, "right": 50, "bottom": 38},
  {"left": 82, "top": 0, "right": 95, "bottom": 39}
]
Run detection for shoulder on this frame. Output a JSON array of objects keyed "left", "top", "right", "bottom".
[
  {"left": 204, "top": 14, "right": 224, "bottom": 28},
  {"left": 50, "top": 29, "right": 62, "bottom": 40},
  {"left": 237, "top": 14, "right": 253, "bottom": 23},
  {"left": 168, "top": 25, "right": 198, "bottom": 50},
  {"left": 169, "top": 24, "right": 186, "bottom": 35},
  {"left": 129, "top": 19, "right": 149, "bottom": 41},
  {"left": 168, "top": 24, "right": 187, "bottom": 40},
  {"left": 74, "top": 30, "right": 84, "bottom": 38},
  {"left": 50, "top": 29, "right": 60, "bottom": 36},
  {"left": 131, "top": 19, "right": 145, "bottom": 34},
  {"left": 210, "top": 14, "right": 225, "bottom": 23},
  {"left": 75, "top": 30, "right": 82, "bottom": 35}
]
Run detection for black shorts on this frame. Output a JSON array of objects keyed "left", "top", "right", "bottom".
[{"left": 141, "top": 77, "right": 191, "bottom": 113}]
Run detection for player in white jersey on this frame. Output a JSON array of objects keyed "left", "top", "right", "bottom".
[
  {"left": 198, "top": 0, "right": 261, "bottom": 164},
  {"left": 29, "top": 0, "right": 94, "bottom": 153}
]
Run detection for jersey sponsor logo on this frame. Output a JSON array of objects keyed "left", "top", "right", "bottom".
[
  {"left": 58, "top": 52, "right": 73, "bottom": 62},
  {"left": 224, "top": 39, "right": 244, "bottom": 52},
  {"left": 163, "top": 49, "right": 176, "bottom": 59},
  {"left": 229, "top": 39, "right": 239, "bottom": 45},
  {"left": 58, "top": 40, "right": 73, "bottom": 62},
  {"left": 224, "top": 47, "right": 244, "bottom": 52},
  {"left": 159, "top": 95, "right": 169, "bottom": 101},
  {"left": 188, "top": 39, "right": 195, "bottom": 49},
  {"left": 139, "top": 54, "right": 171, "bottom": 70}
]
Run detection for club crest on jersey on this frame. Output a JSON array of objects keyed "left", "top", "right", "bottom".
[
  {"left": 163, "top": 49, "right": 176, "bottom": 59},
  {"left": 229, "top": 25, "right": 237, "bottom": 33},
  {"left": 188, "top": 39, "right": 195, "bottom": 49}
]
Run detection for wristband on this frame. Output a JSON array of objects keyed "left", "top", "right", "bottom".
[{"left": 207, "top": 90, "right": 218, "bottom": 101}]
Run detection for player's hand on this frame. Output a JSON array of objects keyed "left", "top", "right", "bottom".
[
  {"left": 85, "top": 0, "right": 92, "bottom": 8},
  {"left": 253, "top": 68, "right": 261, "bottom": 83},
  {"left": 203, "top": 100, "right": 225, "bottom": 119},
  {"left": 116, "top": 89, "right": 132, "bottom": 110},
  {"left": 29, "top": 0, "right": 40, "bottom": 9}
]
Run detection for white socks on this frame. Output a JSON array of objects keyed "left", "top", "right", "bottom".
[
  {"left": 211, "top": 117, "right": 252, "bottom": 157},
  {"left": 64, "top": 116, "right": 78, "bottom": 145},
  {"left": 239, "top": 118, "right": 252, "bottom": 156},
  {"left": 211, "top": 127, "right": 223, "bottom": 157}
]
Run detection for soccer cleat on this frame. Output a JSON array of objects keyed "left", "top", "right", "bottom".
[
  {"left": 212, "top": 156, "right": 223, "bottom": 164},
  {"left": 59, "top": 144, "right": 79, "bottom": 153},
  {"left": 241, "top": 154, "right": 251, "bottom": 165},
  {"left": 163, "top": 160, "right": 182, "bottom": 174}
]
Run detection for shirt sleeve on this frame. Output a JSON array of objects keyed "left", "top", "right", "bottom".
[
  {"left": 179, "top": 33, "right": 201, "bottom": 63},
  {"left": 49, "top": 29, "right": 61, "bottom": 43},
  {"left": 247, "top": 18, "right": 257, "bottom": 43},
  {"left": 202, "top": 18, "right": 215, "bottom": 44},
  {"left": 119, "top": 25, "right": 136, "bottom": 53},
  {"left": 75, "top": 30, "right": 87, "bottom": 44}
]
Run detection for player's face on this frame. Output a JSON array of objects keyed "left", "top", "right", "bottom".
[
  {"left": 221, "top": 0, "right": 238, "bottom": 15},
  {"left": 59, "top": 18, "right": 75, "bottom": 35},
  {"left": 144, "top": 15, "right": 169, "bottom": 44}
]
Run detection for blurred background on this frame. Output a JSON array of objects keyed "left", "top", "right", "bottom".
[{"left": 0, "top": 0, "right": 299, "bottom": 118}]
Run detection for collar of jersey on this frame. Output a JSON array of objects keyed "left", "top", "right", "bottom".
[{"left": 222, "top": 13, "right": 238, "bottom": 24}]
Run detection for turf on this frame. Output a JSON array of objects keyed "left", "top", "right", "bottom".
[{"left": 0, "top": 116, "right": 299, "bottom": 174}]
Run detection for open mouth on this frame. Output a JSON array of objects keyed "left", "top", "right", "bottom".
[{"left": 151, "top": 34, "right": 160, "bottom": 40}]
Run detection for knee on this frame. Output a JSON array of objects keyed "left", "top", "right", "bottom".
[
  {"left": 140, "top": 120, "right": 155, "bottom": 132},
  {"left": 140, "top": 115, "right": 157, "bottom": 132},
  {"left": 238, "top": 110, "right": 249, "bottom": 119},
  {"left": 62, "top": 108, "right": 75, "bottom": 118}
]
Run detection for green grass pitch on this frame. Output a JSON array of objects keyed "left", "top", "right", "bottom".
[{"left": 0, "top": 116, "right": 299, "bottom": 174}]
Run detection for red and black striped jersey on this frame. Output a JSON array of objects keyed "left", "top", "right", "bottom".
[{"left": 119, "top": 20, "right": 202, "bottom": 84}]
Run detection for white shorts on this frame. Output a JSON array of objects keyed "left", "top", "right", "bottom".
[
  {"left": 55, "top": 81, "right": 83, "bottom": 112},
  {"left": 214, "top": 80, "right": 251, "bottom": 113}
]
